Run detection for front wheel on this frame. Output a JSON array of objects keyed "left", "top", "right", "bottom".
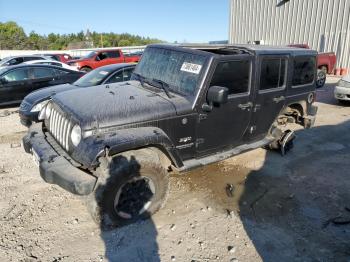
[{"left": 86, "top": 149, "right": 169, "bottom": 228}]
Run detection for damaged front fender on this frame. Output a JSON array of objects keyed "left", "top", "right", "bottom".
[{"left": 71, "top": 127, "right": 183, "bottom": 170}]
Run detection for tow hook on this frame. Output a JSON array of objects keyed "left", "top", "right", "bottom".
[{"left": 279, "top": 130, "right": 295, "bottom": 156}]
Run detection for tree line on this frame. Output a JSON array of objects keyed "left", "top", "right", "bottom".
[{"left": 0, "top": 21, "right": 164, "bottom": 50}]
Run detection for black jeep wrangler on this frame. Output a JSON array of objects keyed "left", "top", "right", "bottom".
[{"left": 23, "top": 44, "right": 318, "bottom": 226}]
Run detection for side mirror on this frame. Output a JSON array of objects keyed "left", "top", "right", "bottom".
[
  {"left": 95, "top": 56, "right": 100, "bottom": 61},
  {"left": 207, "top": 86, "right": 228, "bottom": 104},
  {"left": 202, "top": 86, "right": 229, "bottom": 112}
]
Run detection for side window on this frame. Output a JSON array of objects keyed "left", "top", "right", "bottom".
[
  {"left": 54, "top": 69, "right": 69, "bottom": 75},
  {"left": 105, "top": 71, "right": 123, "bottom": 83},
  {"left": 260, "top": 58, "right": 287, "bottom": 91},
  {"left": 292, "top": 57, "right": 316, "bottom": 86},
  {"left": 24, "top": 57, "right": 44, "bottom": 62},
  {"left": 210, "top": 60, "right": 250, "bottom": 95},
  {"left": 97, "top": 52, "right": 108, "bottom": 60},
  {"left": 8, "top": 57, "right": 24, "bottom": 65},
  {"left": 32, "top": 67, "right": 55, "bottom": 79},
  {"left": 50, "top": 62, "right": 62, "bottom": 67},
  {"left": 1, "top": 68, "right": 29, "bottom": 83},
  {"left": 122, "top": 68, "right": 134, "bottom": 81},
  {"left": 108, "top": 51, "right": 121, "bottom": 58}
]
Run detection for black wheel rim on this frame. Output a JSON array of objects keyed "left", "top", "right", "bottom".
[
  {"left": 317, "top": 74, "right": 326, "bottom": 87},
  {"left": 114, "top": 176, "right": 155, "bottom": 219}
]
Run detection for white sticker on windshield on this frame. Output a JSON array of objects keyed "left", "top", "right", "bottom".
[
  {"left": 99, "top": 71, "right": 109, "bottom": 75},
  {"left": 180, "top": 62, "right": 202, "bottom": 74}
]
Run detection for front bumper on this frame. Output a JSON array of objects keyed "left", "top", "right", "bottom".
[
  {"left": 23, "top": 123, "right": 97, "bottom": 195},
  {"left": 334, "top": 85, "right": 350, "bottom": 101}
]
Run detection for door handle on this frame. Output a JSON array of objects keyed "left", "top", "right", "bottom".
[
  {"left": 273, "top": 96, "right": 285, "bottom": 103},
  {"left": 238, "top": 102, "right": 253, "bottom": 110}
]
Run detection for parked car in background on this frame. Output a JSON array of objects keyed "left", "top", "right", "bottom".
[
  {"left": 125, "top": 51, "right": 143, "bottom": 57},
  {"left": 0, "top": 64, "right": 84, "bottom": 106},
  {"left": 288, "top": 44, "right": 336, "bottom": 74},
  {"left": 41, "top": 53, "right": 73, "bottom": 63},
  {"left": 334, "top": 73, "right": 350, "bottom": 103},
  {"left": 67, "top": 49, "right": 141, "bottom": 72},
  {"left": 19, "top": 63, "right": 136, "bottom": 126},
  {"left": 23, "top": 59, "right": 79, "bottom": 71},
  {"left": 0, "top": 55, "right": 50, "bottom": 68},
  {"left": 288, "top": 44, "right": 336, "bottom": 88}
]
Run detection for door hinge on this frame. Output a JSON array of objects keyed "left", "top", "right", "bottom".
[
  {"left": 253, "top": 104, "right": 261, "bottom": 112},
  {"left": 198, "top": 114, "right": 207, "bottom": 122},
  {"left": 249, "top": 126, "right": 256, "bottom": 134},
  {"left": 196, "top": 138, "right": 205, "bottom": 147}
]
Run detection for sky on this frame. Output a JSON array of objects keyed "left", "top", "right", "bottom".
[{"left": 0, "top": 0, "right": 229, "bottom": 43}]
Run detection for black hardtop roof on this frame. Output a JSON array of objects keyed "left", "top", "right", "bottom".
[{"left": 148, "top": 43, "right": 317, "bottom": 56}]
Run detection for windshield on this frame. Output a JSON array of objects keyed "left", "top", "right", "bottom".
[
  {"left": 134, "top": 47, "right": 207, "bottom": 97},
  {"left": 73, "top": 67, "right": 113, "bottom": 87},
  {"left": 82, "top": 51, "right": 97, "bottom": 59}
]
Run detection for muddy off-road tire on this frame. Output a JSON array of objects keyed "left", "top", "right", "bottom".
[{"left": 86, "top": 148, "right": 169, "bottom": 228}]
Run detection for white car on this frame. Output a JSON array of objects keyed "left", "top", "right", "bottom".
[
  {"left": 334, "top": 74, "right": 350, "bottom": 103},
  {"left": 23, "top": 59, "right": 79, "bottom": 71}
]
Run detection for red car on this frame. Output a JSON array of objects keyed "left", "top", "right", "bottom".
[
  {"left": 41, "top": 53, "right": 73, "bottom": 64},
  {"left": 288, "top": 44, "right": 336, "bottom": 74},
  {"left": 67, "top": 49, "right": 141, "bottom": 72}
]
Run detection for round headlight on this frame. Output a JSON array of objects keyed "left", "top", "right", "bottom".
[
  {"left": 30, "top": 100, "right": 49, "bottom": 113},
  {"left": 71, "top": 124, "right": 82, "bottom": 147}
]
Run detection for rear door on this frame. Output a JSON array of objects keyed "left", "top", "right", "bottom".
[
  {"left": 29, "top": 67, "right": 56, "bottom": 93},
  {"left": 248, "top": 55, "right": 289, "bottom": 140},
  {"left": 0, "top": 68, "right": 30, "bottom": 104}
]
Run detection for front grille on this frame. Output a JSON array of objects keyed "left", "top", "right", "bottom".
[{"left": 48, "top": 106, "right": 72, "bottom": 151}]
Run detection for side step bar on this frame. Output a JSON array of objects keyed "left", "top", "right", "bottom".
[{"left": 178, "top": 137, "right": 274, "bottom": 172}]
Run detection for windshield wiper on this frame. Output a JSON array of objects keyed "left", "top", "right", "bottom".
[
  {"left": 132, "top": 72, "right": 145, "bottom": 87},
  {"left": 152, "top": 78, "right": 172, "bottom": 99}
]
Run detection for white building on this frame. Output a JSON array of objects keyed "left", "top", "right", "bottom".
[{"left": 229, "top": 0, "right": 350, "bottom": 71}]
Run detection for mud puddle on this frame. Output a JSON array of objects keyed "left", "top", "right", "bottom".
[{"left": 173, "top": 162, "right": 252, "bottom": 213}]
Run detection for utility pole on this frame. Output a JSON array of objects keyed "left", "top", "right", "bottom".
[{"left": 100, "top": 34, "right": 103, "bottom": 48}]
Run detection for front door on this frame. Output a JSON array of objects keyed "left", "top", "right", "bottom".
[
  {"left": 249, "top": 55, "right": 289, "bottom": 140},
  {"left": 0, "top": 68, "right": 30, "bottom": 105},
  {"left": 196, "top": 57, "right": 254, "bottom": 156}
]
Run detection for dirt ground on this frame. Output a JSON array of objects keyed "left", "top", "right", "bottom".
[{"left": 0, "top": 76, "right": 350, "bottom": 262}]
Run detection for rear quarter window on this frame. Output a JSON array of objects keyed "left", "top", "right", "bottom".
[{"left": 292, "top": 56, "right": 316, "bottom": 87}]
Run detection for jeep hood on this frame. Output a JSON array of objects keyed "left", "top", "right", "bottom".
[{"left": 52, "top": 81, "right": 192, "bottom": 130}]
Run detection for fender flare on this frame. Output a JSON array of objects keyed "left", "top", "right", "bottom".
[{"left": 81, "top": 127, "right": 184, "bottom": 169}]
